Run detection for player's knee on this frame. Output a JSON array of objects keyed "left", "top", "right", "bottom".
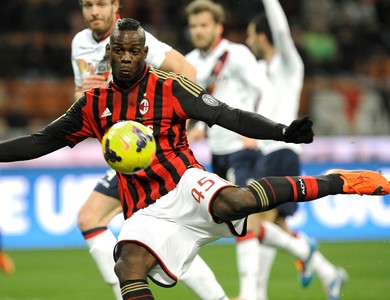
[
  {"left": 114, "top": 242, "right": 156, "bottom": 281},
  {"left": 212, "top": 187, "right": 256, "bottom": 220},
  {"left": 77, "top": 203, "right": 97, "bottom": 231}
]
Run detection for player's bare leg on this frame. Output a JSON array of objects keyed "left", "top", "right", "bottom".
[{"left": 114, "top": 242, "right": 157, "bottom": 299}]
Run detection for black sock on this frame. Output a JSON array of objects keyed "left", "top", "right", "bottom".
[
  {"left": 120, "top": 279, "right": 154, "bottom": 300},
  {"left": 247, "top": 174, "right": 343, "bottom": 211}
]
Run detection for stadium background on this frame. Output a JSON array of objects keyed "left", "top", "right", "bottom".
[{"left": 0, "top": 1, "right": 389, "bottom": 298}]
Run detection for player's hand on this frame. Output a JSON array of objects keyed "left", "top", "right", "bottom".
[
  {"left": 282, "top": 115, "right": 314, "bottom": 144},
  {"left": 82, "top": 65, "right": 108, "bottom": 91}
]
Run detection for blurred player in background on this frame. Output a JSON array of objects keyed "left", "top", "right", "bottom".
[
  {"left": 238, "top": 0, "right": 348, "bottom": 299},
  {"left": 0, "top": 231, "right": 15, "bottom": 275},
  {"left": 184, "top": 1, "right": 347, "bottom": 300},
  {"left": 73, "top": 1, "right": 228, "bottom": 299}
]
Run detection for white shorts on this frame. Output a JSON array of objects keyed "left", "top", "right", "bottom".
[{"left": 115, "top": 167, "right": 247, "bottom": 286}]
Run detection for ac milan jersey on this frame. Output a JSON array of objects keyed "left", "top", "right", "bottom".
[{"left": 45, "top": 66, "right": 224, "bottom": 218}]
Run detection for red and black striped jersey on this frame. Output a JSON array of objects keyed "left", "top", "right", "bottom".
[
  {"left": 45, "top": 66, "right": 225, "bottom": 218},
  {"left": 0, "top": 66, "right": 287, "bottom": 217}
]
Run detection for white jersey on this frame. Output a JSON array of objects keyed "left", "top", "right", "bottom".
[
  {"left": 186, "top": 39, "right": 275, "bottom": 155},
  {"left": 256, "top": 0, "right": 304, "bottom": 155},
  {"left": 71, "top": 28, "right": 172, "bottom": 88}
]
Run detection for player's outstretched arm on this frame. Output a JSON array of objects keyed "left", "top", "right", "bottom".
[
  {"left": 215, "top": 102, "right": 314, "bottom": 144},
  {"left": 0, "top": 131, "right": 67, "bottom": 162}
]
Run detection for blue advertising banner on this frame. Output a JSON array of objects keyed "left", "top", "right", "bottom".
[
  {"left": 0, "top": 167, "right": 122, "bottom": 249},
  {"left": 1, "top": 137, "right": 390, "bottom": 249},
  {"left": 1, "top": 162, "right": 389, "bottom": 249}
]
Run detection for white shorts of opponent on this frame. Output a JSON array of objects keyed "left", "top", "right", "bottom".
[{"left": 115, "top": 167, "right": 247, "bottom": 286}]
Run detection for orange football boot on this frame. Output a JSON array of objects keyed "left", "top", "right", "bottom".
[{"left": 327, "top": 169, "right": 390, "bottom": 196}]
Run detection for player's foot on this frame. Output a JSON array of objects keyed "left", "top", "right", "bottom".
[
  {"left": 327, "top": 169, "right": 390, "bottom": 196},
  {"left": 325, "top": 267, "right": 348, "bottom": 300},
  {"left": 0, "top": 251, "right": 15, "bottom": 275},
  {"left": 295, "top": 237, "right": 317, "bottom": 288}
]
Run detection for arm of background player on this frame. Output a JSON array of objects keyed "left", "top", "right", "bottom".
[
  {"left": 74, "top": 64, "right": 107, "bottom": 101},
  {"left": 159, "top": 48, "right": 197, "bottom": 81},
  {"left": 262, "top": 0, "right": 301, "bottom": 68}
]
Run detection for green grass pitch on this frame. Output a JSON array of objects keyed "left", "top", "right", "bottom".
[{"left": 1, "top": 241, "right": 389, "bottom": 299}]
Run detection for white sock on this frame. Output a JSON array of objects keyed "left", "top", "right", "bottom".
[
  {"left": 236, "top": 236, "right": 261, "bottom": 300},
  {"left": 294, "top": 232, "right": 338, "bottom": 286},
  {"left": 260, "top": 221, "right": 310, "bottom": 260},
  {"left": 311, "top": 251, "right": 338, "bottom": 286},
  {"left": 85, "top": 229, "right": 121, "bottom": 300},
  {"left": 257, "top": 244, "right": 277, "bottom": 300},
  {"left": 181, "top": 255, "right": 228, "bottom": 300}
]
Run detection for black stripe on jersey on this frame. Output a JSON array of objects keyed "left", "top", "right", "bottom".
[
  {"left": 150, "top": 69, "right": 202, "bottom": 97},
  {"left": 92, "top": 88, "right": 103, "bottom": 132},
  {"left": 106, "top": 88, "right": 114, "bottom": 125},
  {"left": 120, "top": 89, "right": 128, "bottom": 121}
]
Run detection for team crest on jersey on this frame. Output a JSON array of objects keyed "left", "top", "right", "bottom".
[
  {"left": 202, "top": 94, "right": 219, "bottom": 107},
  {"left": 139, "top": 99, "right": 150, "bottom": 115}
]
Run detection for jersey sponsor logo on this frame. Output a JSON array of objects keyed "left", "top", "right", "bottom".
[
  {"left": 101, "top": 107, "right": 112, "bottom": 117},
  {"left": 139, "top": 99, "right": 150, "bottom": 115},
  {"left": 202, "top": 94, "right": 219, "bottom": 107}
]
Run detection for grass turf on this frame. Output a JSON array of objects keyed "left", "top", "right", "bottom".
[{"left": 0, "top": 241, "right": 389, "bottom": 299}]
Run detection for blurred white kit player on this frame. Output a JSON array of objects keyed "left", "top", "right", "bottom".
[{"left": 236, "top": 0, "right": 349, "bottom": 300}]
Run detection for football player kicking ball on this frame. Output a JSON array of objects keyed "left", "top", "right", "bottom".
[
  {"left": 0, "top": 18, "right": 389, "bottom": 300},
  {"left": 73, "top": 0, "right": 227, "bottom": 299}
]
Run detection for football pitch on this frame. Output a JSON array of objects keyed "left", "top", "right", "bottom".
[{"left": 1, "top": 241, "right": 389, "bottom": 299}]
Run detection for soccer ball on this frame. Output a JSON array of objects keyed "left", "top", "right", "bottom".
[{"left": 102, "top": 120, "right": 156, "bottom": 174}]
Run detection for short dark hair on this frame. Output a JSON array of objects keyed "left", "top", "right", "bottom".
[
  {"left": 110, "top": 18, "right": 146, "bottom": 45},
  {"left": 251, "top": 13, "right": 274, "bottom": 45}
]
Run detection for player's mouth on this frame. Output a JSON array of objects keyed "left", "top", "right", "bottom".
[
  {"left": 89, "top": 19, "right": 103, "bottom": 25},
  {"left": 119, "top": 68, "right": 133, "bottom": 76}
]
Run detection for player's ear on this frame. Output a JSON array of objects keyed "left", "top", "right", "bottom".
[
  {"left": 144, "top": 45, "right": 149, "bottom": 60},
  {"left": 105, "top": 43, "right": 111, "bottom": 56}
]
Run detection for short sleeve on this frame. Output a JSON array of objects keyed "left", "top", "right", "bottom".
[{"left": 145, "top": 31, "right": 172, "bottom": 68}]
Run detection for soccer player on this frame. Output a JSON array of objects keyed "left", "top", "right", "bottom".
[
  {"left": 184, "top": 0, "right": 270, "bottom": 220},
  {"left": 73, "top": 1, "right": 227, "bottom": 299},
  {"left": 241, "top": 1, "right": 348, "bottom": 299},
  {"left": 0, "top": 18, "right": 388, "bottom": 300}
]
